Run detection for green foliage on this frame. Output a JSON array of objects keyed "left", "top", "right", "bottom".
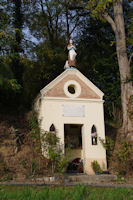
[
  {"left": 75, "top": 0, "right": 133, "bottom": 127},
  {"left": 100, "top": 136, "right": 133, "bottom": 175},
  {"left": 0, "top": 1, "right": 15, "bottom": 54},
  {"left": 29, "top": 112, "right": 40, "bottom": 132},
  {"left": 0, "top": 56, "right": 22, "bottom": 110},
  {"left": 87, "top": 0, "right": 113, "bottom": 19},
  {"left": 4, "top": 175, "right": 13, "bottom": 181},
  {"left": 56, "top": 146, "right": 71, "bottom": 173},
  {"left": 29, "top": 113, "right": 70, "bottom": 173},
  {"left": 0, "top": 56, "right": 21, "bottom": 91},
  {"left": 22, "top": 62, "right": 42, "bottom": 107},
  {"left": 114, "top": 140, "right": 133, "bottom": 176},
  {"left": 91, "top": 160, "right": 103, "bottom": 174},
  {"left": 20, "top": 160, "right": 27, "bottom": 169},
  {"left": 77, "top": 17, "right": 121, "bottom": 121},
  {"left": 99, "top": 136, "right": 115, "bottom": 159},
  {"left": 116, "top": 140, "right": 132, "bottom": 163},
  {"left": 35, "top": 39, "right": 66, "bottom": 83},
  {"left": 2, "top": 185, "right": 133, "bottom": 200},
  {"left": 0, "top": 0, "right": 25, "bottom": 110},
  {"left": 1, "top": 0, "right": 131, "bottom": 116},
  {"left": 29, "top": 112, "right": 41, "bottom": 153},
  {"left": 43, "top": 131, "right": 59, "bottom": 147},
  {"left": 41, "top": 131, "right": 70, "bottom": 173},
  {"left": 31, "top": 160, "right": 38, "bottom": 175},
  {"left": 41, "top": 131, "right": 62, "bottom": 173},
  {"left": 20, "top": 158, "right": 39, "bottom": 178},
  {"left": 29, "top": 113, "right": 70, "bottom": 174},
  {"left": 69, "top": 0, "right": 114, "bottom": 19}
]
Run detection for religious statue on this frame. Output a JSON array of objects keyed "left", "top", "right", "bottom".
[{"left": 64, "top": 39, "right": 77, "bottom": 69}]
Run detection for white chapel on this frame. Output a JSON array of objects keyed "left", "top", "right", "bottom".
[{"left": 34, "top": 66, "right": 107, "bottom": 174}]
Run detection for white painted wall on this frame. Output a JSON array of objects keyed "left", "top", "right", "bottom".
[{"left": 37, "top": 97, "right": 107, "bottom": 174}]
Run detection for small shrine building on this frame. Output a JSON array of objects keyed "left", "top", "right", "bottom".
[{"left": 34, "top": 67, "right": 107, "bottom": 174}]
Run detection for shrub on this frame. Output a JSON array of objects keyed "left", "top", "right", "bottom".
[
  {"left": 114, "top": 140, "right": 133, "bottom": 176},
  {"left": 41, "top": 131, "right": 70, "bottom": 173},
  {"left": 29, "top": 112, "right": 41, "bottom": 153},
  {"left": 29, "top": 113, "right": 70, "bottom": 174},
  {"left": 99, "top": 136, "right": 115, "bottom": 159},
  {"left": 91, "top": 160, "right": 103, "bottom": 174},
  {"left": 100, "top": 136, "right": 133, "bottom": 175}
]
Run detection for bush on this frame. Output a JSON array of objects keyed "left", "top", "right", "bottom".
[
  {"left": 41, "top": 131, "right": 70, "bottom": 173},
  {"left": 114, "top": 140, "right": 133, "bottom": 176},
  {"left": 99, "top": 136, "right": 115, "bottom": 160},
  {"left": 29, "top": 112, "right": 41, "bottom": 153},
  {"left": 29, "top": 113, "right": 70, "bottom": 174},
  {"left": 91, "top": 160, "right": 103, "bottom": 174},
  {"left": 100, "top": 136, "right": 133, "bottom": 175}
]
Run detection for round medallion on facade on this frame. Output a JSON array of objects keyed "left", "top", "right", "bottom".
[{"left": 64, "top": 80, "right": 81, "bottom": 98}]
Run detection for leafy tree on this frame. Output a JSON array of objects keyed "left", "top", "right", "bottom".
[
  {"left": 0, "top": 57, "right": 21, "bottom": 109},
  {"left": 22, "top": 59, "right": 43, "bottom": 107},
  {"left": 77, "top": 17, "right": 121, "bottom": 123},
  {"left": 10, "top": 0, "right": 24, "bottom": 84},
  {"left": 70, "top": 0, "right": 133, "bottom": 137},
  {"left": 0, "top": 1, "right": 22, "bottom": 109},
  {"left": 23, "top": 0, "right": 69, "bottom": 96},
  {"left": 0, "top": 1, "right": 15, "bottom": 55},
  {"left": 25, "top": 0, "right": 82, "bottom": 43},
  {"left": 35, "top": 39, "right": 66, "bottom": 82}
]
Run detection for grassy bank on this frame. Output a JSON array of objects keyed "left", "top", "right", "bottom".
[{"left": 0, "top": 185, "right": 133, "bottom": 200}]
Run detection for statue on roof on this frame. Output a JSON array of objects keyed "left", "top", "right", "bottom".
[{"left": 64, "top": 39, "right": 77, "bottom": 69}]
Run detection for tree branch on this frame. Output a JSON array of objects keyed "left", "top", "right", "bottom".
[
  {"left": 40, "top": 0, "right": 45, "bottom": 16},
  {"left": 103, "top": 13, "right": 117, "bottom": 34},
  {"left": 69, "top": 17, "right": 79, "bottom": 36},
  {"left": 68, "top": 6, "right": 83, "bottom": 10}
]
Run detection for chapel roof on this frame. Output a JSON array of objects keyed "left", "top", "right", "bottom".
[{"left": 40, "top": 68, "right": 104, "bottom": 100}]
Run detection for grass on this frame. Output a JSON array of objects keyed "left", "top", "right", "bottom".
[{"left": 0, "top": 185, "right": 133, "bottom": 199}]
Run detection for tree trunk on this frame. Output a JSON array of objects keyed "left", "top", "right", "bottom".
[{"left": 113, "top": 0, "right": 133, "bottom": 137}]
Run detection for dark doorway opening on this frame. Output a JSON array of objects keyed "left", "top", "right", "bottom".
[
  {"left": 64, "top": 124, "right": 82, "bottom": 149},
  {"left": 64, "top": 124, "right": 83, "bottom": 173}
]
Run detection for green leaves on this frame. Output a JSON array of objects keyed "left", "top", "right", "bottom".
[
  {"left": 88, "top": 0, "right": 111, "bottom": 19},
  {"left": 77, "top": 16, "right": 120, "bottom": 120},
  {"left": 0, "top": 56, "right": 21, "bottom": 91},
  {"left": 41, "top": 131, "right": 71, "bottom": 173},
  {"left": 72, "top": 0, "right": 113, "bottom": 18}
]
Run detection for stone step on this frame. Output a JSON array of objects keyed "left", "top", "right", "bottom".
[
  {"left": 66, "top": 174, "right": 117, "bottom": 184},
  {"left": 32, "top": 174, "right": 117, "bottom": 184}
]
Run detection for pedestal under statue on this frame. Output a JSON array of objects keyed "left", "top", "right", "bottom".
[{"left": 64, "top": 39, "right": 77, "bottom": 69}]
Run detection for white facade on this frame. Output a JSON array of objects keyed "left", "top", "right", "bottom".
[{"left": 35, "top": 68, "right": 107, "bottom": 174}]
